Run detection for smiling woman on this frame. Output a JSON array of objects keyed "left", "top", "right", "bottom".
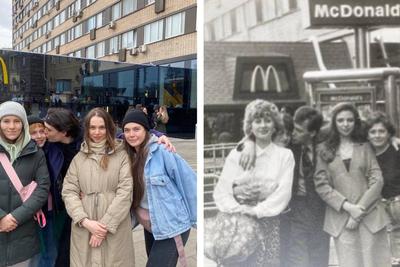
[
  {"left": 315, "top": 102, "right": 391, "bottom": 267},
  {"left": 0, "top": 101, "right": 50, "bottom": 267}
]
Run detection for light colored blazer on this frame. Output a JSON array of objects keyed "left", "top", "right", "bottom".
[{"left": 314, "top": 142, "right": 390, "bottom": 237}]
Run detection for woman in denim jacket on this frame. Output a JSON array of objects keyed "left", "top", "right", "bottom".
[{"left": 122, "top": 109, "right": 196, "bottom": 267}]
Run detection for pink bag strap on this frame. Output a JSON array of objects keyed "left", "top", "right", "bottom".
[
  {"left": 0, "top": 153, "right": 24, "bottom": 194},
  {"left": 174, "top": 235, "right": 188, "bottom": 267}
]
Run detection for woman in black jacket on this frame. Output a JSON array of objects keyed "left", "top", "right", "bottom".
[{"left": 0, "top": 101, "right": 50, "bottom": 267}]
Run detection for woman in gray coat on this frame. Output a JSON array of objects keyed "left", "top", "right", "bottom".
[
  {"left": 0, "top": 101, "right": 50, "bottom": 267},
  {"left": 314, "top": 102, "right": 391, "bottom": 267}
]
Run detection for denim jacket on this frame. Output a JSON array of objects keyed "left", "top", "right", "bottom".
[{"left": 144, "top": 141, "right": 197, "bottom": 240}]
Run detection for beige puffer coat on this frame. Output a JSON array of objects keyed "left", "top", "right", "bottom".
[{"left": 62, "top": 139, "right": 134, "bottom": 267}]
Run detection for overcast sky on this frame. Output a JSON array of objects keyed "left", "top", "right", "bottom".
[{"left": 0, "top": 1, "right": 12, "bottom": 49}]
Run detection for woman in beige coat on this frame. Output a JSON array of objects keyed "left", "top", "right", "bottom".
[{"left": 62, "top": 108, "right": 134, "bottom": 267}]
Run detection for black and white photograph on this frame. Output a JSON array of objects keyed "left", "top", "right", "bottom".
[{"left": 204, "top": 0, "right": 400, "bottom": 267}]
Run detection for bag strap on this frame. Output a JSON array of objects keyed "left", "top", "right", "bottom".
[
  {"left": 0, "top": 153, "right": 24, "bottom": 195},
  {"left": 174, "top": 235, "right": 188, "bottom": 267}
]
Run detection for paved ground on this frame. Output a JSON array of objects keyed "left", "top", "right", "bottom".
[{"left": 133, "top": 137, "right": 197, "bottom": 267}]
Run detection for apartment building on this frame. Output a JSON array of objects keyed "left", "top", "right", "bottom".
[
  {"left": 205, "top": 0, "right": 400, "bottom": 67},
  {"left": 12, "top": 0, "right": 197, "bottom": 66}
]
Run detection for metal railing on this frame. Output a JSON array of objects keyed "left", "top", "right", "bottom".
[{"left": 204, "top": 142, "right": 237, "bottom": 215}]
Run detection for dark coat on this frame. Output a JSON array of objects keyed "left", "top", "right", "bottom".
[
  {"left": 288, "top": 143, "right": 326, "bottom": 221},
  {"left": 0, "top": 140, "right": 50, "bottom": 267}
]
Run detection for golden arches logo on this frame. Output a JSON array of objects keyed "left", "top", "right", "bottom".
[
  {"left": 0, "top": 57, "right": 8, "bottom": 85},
  {"left": 250, "top": 65, "right": 282, "bottom": 93}
]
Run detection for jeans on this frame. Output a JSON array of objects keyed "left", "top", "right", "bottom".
[{"left": 144, "top": 229, "right": 191, "bottom": 267}]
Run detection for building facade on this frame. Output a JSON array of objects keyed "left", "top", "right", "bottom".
[
  {"left": 10, "top": 0, "right": 197, "bottom": 137},
  {"left": 12, "top": 0, "right": 197, "bottom": 66},
  {"left": 205, "top": 0, "right": 400, "bottom": 67}
]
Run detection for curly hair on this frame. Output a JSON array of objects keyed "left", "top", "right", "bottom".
[
  {"left": 365, "top": 111, "right": 396, "bottom": 137},
  {"left": 242, "top": 99, "right": 284, "bottom": 139}
]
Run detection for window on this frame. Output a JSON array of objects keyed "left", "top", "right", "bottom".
[
  {"left": 289, "top": 0, "right": 298, "bottom": 10},
  {"left": 144, "top": 20, "right": 163, "bottom": 44},
  {"left": 109, "top": 36, "right": 119, "bottom": 54},
  {"left": 230, "top": 9, "right": 238, "bottom": 34},
  {"left": 122, "top": 0, "right": 137, "bottom": 15},
  {"left": 75, "top": 50, "right": 81, "bottom": 57},
  {"left": 75, "top": 0, "right": 81, "bottom": 11},
  {"left": 60, "top": 34, "right": 65, "bottom": 45},
  {"left": 54, "top": 36, "right": 59, "bottom": 47},
  {"left": 96, "top": 41, "right": 105, "bottom": 58},
  {"left": 54, "top": 14, "right": 60, "bottom": 27},
  {"left": 47, "top": 40, "right": 53, "bottom": 52},
  {"left": 67, "top": 28, "right": 74, "bottom": 42},
  {"left": 74, "top": 24, "right": 82, "bottom": 38},
  {"left": 112, "top": 3, "right": 121, "bottom": 21},
  {"left": 96, "top": 13, "right": 103, "bottom": 28},
  {"left": 145, "top": 0, "right": 154, "bottom": 5},
  {"left": 255, "top": 0, "right": 263, "bottom": 23},
  {"left": 59, "top": 10, "right": 66, "bottom": 24},
  {"left": 121, "top": 30, "right": 136, "bottom": 48},
  {"left": 86, "top": 45, "right": 95, "bottom": 58},
  {"left": 87, "top": 16, "right": 96, "bottom": 32},
  {"left": 165, "top": 12, "right": 185, "bottom": 39},
  {"left": 222, "top": 12, "right": 232, "bottom": 37},
  {"left": 56, "top": 80, "right": 72, "bottom": 93}
]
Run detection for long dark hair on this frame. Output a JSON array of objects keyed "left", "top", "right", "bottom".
[
  {"left": 83, "top": 108, "right": 116, "bottom": 170},
  {"left": 124, "top": 131, "right": 151, "bottom": 209},
  {"left": 322, "top": 102, "right": 366, "bottom": 162}
]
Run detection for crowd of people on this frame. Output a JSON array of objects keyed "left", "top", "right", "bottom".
[
  {"left": 210, "top": 99, "right": 400, "bottom": 267},
  {"left": 0, "top": 101, "right": 196, "bottom": 267}
]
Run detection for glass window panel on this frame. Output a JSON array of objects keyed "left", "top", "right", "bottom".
[
  {"left": 87, "top": 16, "right": 96, "bottom": 31},
  {"left": 165, "top": 12, "right": 185, "bottom": 39},
  {"left": 97, "top": 41, "right": 105, "bottom": 58},
  {"left": 74, "top": 24, "right": 82, "bottom": 38},
  {"left": 96, "top": 13, "right": 102, "bottom": 28},
  {"left": 87, "top": 45, "right": 95, "bottom": 58},
  {"left": 112, "top": 3, "right": 121, "bottom": 21},
  {"left": 109, "top": 36, "right": 119, "bottom": 53},
  {"left": 122, "top": 0, "right": 137, "bottom": 16}
]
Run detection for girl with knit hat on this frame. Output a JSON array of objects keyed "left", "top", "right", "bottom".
[
  {"left": 0, "top": 101, "right": 50, "bottom": 267},
  {"left": 122, "top": 109, "right": 196, "bottom": 267}
]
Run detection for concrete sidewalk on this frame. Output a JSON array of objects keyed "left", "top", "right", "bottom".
[{"left": 133, "top": 137, "right": 197, "bottom": 266}]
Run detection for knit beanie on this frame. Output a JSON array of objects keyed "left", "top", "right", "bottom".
[
  {"left": 122, "top": 110, "right": 150, "bottom": 130},
  {"left": 27, "top": 115, "right": 44, "bottom": 126},
  {"left": 0, "top": 101, "right": 28, "bottom": 124},
  {"left": 0, "top": 101, "right": 31, "bottom": 162}
]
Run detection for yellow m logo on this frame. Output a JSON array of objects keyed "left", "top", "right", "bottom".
[
  {"left": 0, "top": 57, "right": 8, "bottom": 85},
  {"left": 250, "top": 65, "right": 282, "bottom": 93}
]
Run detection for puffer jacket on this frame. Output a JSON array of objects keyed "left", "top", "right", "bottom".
[{"left": 0, "top": 140, "right": 50, "bottom": 267}]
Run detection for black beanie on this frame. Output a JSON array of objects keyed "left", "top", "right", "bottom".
[
  {"left": 122, "top": 110, "right": 150, "bottom": 130},
  {"left": 27, "top": 115, "right": 44, "bottom": 126}
]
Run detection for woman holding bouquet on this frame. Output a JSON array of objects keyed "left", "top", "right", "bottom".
[{"left": 213, "top": 99, "right": 295, "bottom": 266}]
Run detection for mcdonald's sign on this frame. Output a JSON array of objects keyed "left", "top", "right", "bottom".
[
  {"left": 233, "top": 56, "right": 298, "bottom": 100},
  {"left": 250, "top": 65, "right": 282, "bottom": 93},
  {"left": 0, "top": 57, "right": 8, "bottom": 85}
]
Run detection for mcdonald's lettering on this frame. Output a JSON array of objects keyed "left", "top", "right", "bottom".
[
  {"left": 250, "top": 65, "right": 281, "bottom": 93},
  {"left": 0, "top": 57, "right": 8, "bottom": 85}
]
